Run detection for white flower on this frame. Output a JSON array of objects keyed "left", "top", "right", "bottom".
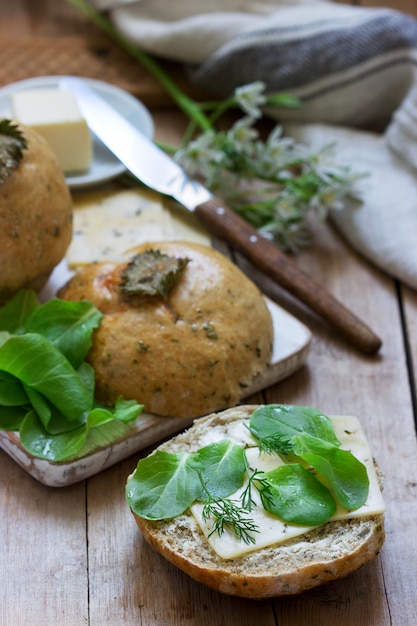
[
  {"left": 227, "top": 117, "right": 259, "bottom": 151},
  {"left": 234, "top": 81, "right": 267, "bottom": 118},
  {"left": 253, "top": 126, "right": 299, "bottom": 176},
  {"left": 175, "top": 130, "right": 224, "bottom": 180},
  {"left": 173, "top": 81, "right": 364, "bottom": 252}
]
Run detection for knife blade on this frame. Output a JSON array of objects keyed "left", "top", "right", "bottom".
[{"left": 60, "top": 76, "right": 381, "bottom": 354}]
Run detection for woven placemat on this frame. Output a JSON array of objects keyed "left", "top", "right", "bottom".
[{"left": 0, "top": 36, "right": 208, "bottom": 107}]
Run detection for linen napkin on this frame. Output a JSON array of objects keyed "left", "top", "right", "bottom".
[{"left": 93, "top": 0, "right": 417, "bottom": 289}]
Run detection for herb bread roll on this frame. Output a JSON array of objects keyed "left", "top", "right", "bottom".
[
  {"left": 59, "top": 241, "right": 273, "bottom": 418},
  {"left": 0, "top": 121, "right": 72, "bottom": 303},
  {"left": 127, "top": 405, "right": 385, "bottom": 599}
]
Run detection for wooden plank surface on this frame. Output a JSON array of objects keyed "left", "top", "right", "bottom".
[
  {"left": 1, "top": 1, "right": 417, "bottom": 625},
  {"left": 0, "top": 0, "right": 211, "bottom": 107},
  {"left": 0, "top": 296, "right": 311, "bottom": 486},
  {"left": 256, "top": 222, "right": 417, "bottom": 625}
]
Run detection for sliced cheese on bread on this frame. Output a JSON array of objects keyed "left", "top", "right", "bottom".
[
  {"left": 129, "top": 405, "right": 386, "bottom": 598},
  {"left": 190, "top": 415, "right": 385, "bottom": 559},
  {"left": 67, "top": 188, "right": 211, "bottom": 267}
]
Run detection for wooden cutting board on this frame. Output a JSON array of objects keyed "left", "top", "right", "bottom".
[{"left": 0, "top": 297, "right": 311, "bottom": 487}]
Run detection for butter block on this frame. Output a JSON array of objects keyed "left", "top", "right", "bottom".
[{"left": 10, "top": 88, "right": 92, "bottom": 174}]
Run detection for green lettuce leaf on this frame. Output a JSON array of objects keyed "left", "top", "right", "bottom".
[
  {"left": 292, "top": 432, "right": 370, "bottom": 510},
  {"left": 24, "top": 298, "right": 102, "bottom": 368},
  {"left": 126, "top": 450, "right": 203, "bottom": 520},
  {"left": 19, "top": 397, "right": 143, "bottom": 462},
  {"left": 249, "top": 404, "right": 341, "bottom": 452},
  {"left": 0, "top": 289, "right": 39, "bottom": 333},
  {"left": 0, "top": 333, "right": 93, "bottom": 422},
  {"left": 0, "top": 290, "right": 143, "bottom": 462},
  {"left": 190, "top": 440, "right": 247, "bottom": 500},
  {"left": 261, "top": 463, "right": 336, "bottom": 526}
]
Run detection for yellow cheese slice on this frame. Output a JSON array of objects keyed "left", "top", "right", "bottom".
[
  {"left": 67, "top": 188, "right": 211, "bottom": 267},
  {"left": 190, "top": 415, "right": 385, "bottom": 559}
]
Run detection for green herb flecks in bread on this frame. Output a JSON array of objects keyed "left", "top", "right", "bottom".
[
  {"left": 0, "top": 119, "right": 72, "bottom": 303},
  {"left": 59, "top": 241, "right": 274, "bottom": 419}
]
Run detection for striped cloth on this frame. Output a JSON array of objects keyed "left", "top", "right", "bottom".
[{"left": 106, "top": 0, "right": 417, "bottom": 289}]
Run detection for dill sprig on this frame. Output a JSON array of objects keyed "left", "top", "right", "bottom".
[
  {"left": 256, "top": 433, "right": 295, "bottom": 459},
  {"left": 202, "top": 497, "right": 259, "bottom": 545},
  {"left": 241, "top": 468, "right": 273, "bottom": 511},
  {"left": 201, "top": 463, "right": 278, "bottom": 544}
]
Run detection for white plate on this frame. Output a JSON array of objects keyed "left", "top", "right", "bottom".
[{"left": 0, "top": 75, "right": 154, "bottom": 189}]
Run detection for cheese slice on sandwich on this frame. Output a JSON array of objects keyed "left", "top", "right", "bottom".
[
  {"left": 190, "top": 416, "right": 385, "bottom": 559},
  {"left": 128, "top": 405, "right": 386, "bottom": 598}
]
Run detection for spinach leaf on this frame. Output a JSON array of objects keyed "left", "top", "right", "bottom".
[
  {"left": 0, "top": 332, "right": 11, "bottom": 349},
  {"left": 0, "top": 371, "right": 28, "bottom": 405},
  {"left": 190, "top": 440, "right": 246, "bottom": 500},
  {"left": 0, "top": 290, "right": 143, "bottom": 462},
  {"left": 261, "top": 463, "right": 336, "bottom": 526},
  {"left": 23, "top": 384, "right": 54, "bottom": 430},
  {"left": 19, "top": 397, "right": 143, "bottom": 462},
  {"left": 20, "top": 409, "right": 90, "bottom": 462},
  {"left": 76, "top": 362, "right": 96, "bottom": 398},
  {"left": 24, "top": 298, "right": 102, "bottom": 368},
  {"left": 250, "top": 404, "right": 369, "bottom": 513},
  {"left": 126, "top": 450, "right": 203, "bottom": 520},
  {"left": 88, "top": 397, "right": 143, "bottom": 429},
  {"left": 0, "top": 405, "right": 27, "bottom": 430},
  {"left": 0, "top": 289, "right": 39, "bottom": 333},
  {"left": 292, "top": 432, "right": 369, "bottom": 510},
  {"left": 0, "top": 334, "right": 93, "bottom": 422},
  {"left": 127, "top": 440, "right": 247, "bottom": 520},
  {"left": 249, "top": 404, "right": 341, "bottom": 452}
]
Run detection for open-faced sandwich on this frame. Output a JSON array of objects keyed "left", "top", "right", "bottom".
[{"left": 126, "top": 404, "right": 385, "bottom": 598}]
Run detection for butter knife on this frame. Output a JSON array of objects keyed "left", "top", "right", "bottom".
[{"left": 60, "top": 76, "right": 381, "bottom": 354}]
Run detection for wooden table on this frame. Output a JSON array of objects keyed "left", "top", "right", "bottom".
[{"left": 1, "top": 2, "right": 417, "bottom": 625}]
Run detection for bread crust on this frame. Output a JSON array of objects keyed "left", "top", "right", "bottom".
[
  {"left": 129, "top": 405, "right": 385, "bottom": 598},
  {"left": 0, "top": 124, "right": 72, "bottom": 302},
  {"left": 59, "top": 242, "right": 273, "bottom": 418}
]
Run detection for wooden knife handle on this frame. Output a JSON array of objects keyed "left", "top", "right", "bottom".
[{"left": 195, "top": 198, "right": 382, "bottom": 354}]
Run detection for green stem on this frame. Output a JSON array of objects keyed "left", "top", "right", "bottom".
[
  {"left": 66, "top": 0, "right": 212, "bottom": 132},
  {"left": 208, "top": 96, "right": 236, "bottom": 125}
]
